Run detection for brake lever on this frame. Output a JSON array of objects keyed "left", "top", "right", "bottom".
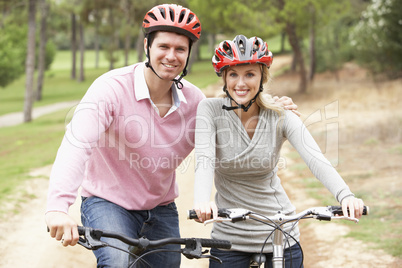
[
  {"left": 181, "top": 238, "right": 224, "bottom": 264},
  {"left": 332, "top": 216, "right": 359, "bottom": 223},
  {"left": 203, "top": 217, "right": 232, "bottom": 225},
  {"left": 77, "top": 227, "right": 107, "bottom": 250}
]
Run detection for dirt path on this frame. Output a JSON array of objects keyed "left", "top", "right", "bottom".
[
  {"left": 278, "top": 147, "right": 399, "bottom": 268},
  {"left": 0, "top": 100, "right": 79, "bottom": 127},
  {"left": 0, "top": 56, "right": 400, "bottom": 267},
  {"left": 0, "top": 153, "right": 212, "bottom": 268}
]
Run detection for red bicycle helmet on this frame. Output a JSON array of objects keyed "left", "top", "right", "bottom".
[
  {"left": 212, "top": 35, "right": 273, "bottom": 76},
  {"left": 142, "top": 4, "right": 201, "bottom": 42}
]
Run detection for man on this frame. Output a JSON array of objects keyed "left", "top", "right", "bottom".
[
  {"left": 46, "top": 4, "right": 203, "bottom": 267},
  {"left": 45, "top": 4, "right": 297, "bottom": 267}
]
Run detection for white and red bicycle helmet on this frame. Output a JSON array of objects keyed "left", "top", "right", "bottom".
[
  {"left": 143, "top": 4, "right": 201, "bottom": 43},
  {"left": 212, "top": 35, "right": 273, "bottom": 77}
]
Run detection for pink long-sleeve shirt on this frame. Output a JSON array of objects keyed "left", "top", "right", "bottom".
[{"left": 46, "top": 62, "right": 205, "bottom": 213}]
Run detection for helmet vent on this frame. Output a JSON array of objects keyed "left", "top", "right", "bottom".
[
  {"left": 169, "top": 7, "right": 175, "bottom": 21},
  {"left": 158, "top": 8, "right": 165, "bottom": 19},
  {"left": 222, "top": 42, "right": 233, "bottom": 57},
  {"left": 179, "top": 10, "right": 186, "bottom": 23},
  {"left": 253, "top": 39, "right": 259, "bottom": 52},
  {"left": 187, "top": 14, "right": 194, "bottom": 24},
  {"left": 238, "top": 40, "right": 245, "bottom": 54},
  {"left": 148, "top": 12, "right": 157, "bottom": 21},
  {"left": 193, "top": 23, "right": 200, "bottom": 30}
]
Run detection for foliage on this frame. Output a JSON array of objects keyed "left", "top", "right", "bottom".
[
  {"left": 350, "top": 0, "right": 402, "bottom": 78},
  {"left": 0, "top": 1, "right": 57, "bottom": 88},
  {"left": 0, "top": 21, "right": 27, "bottom": 88},
  {"left": 41, "top": 40, "right": 57, "bottom": 70},
  {"left": 312, "top": 1, "right": 356, "bottom": 73}
]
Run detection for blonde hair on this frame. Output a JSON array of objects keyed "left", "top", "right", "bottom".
[{"left": 221, "top": 64, "right": 284, "bottom": 115}]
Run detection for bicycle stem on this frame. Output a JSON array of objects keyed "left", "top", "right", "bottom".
[{"left": 272, "top": 228, "right": 284, "bottom": 268}]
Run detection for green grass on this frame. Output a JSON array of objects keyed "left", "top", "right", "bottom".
[
  {"left": 345, "top": 205, "right": 402, "bottom": 257},
  {"left": 288, "top": 148, "right": 402, "bottom": 259},
  {"left": 265, "top": 34, "right": 292, "bottom": 55},
  {"left": 0, "top": 109, "right": 67, "bottom": 203}
]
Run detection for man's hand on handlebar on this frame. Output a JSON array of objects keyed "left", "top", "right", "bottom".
[{"left": 45, "top": 211, "right": 79, "bottom": 247}]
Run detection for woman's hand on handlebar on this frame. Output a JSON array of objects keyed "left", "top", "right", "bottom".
[
  {"left": 45, "top": 211, "right": 79, "bottom": 247},
  {"left": 341, "top": 196, "right": 365, "bottom": 219},
  {"left": 193, "top": 201, "right": 218, "bottom": 223}
]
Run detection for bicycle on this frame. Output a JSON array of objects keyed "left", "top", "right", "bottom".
[
  {"left": 188, "top": 205, "right": 369, "bottom": 268},
  {"left": 62, "top": 226, "right": 232, "bottom": 267}
]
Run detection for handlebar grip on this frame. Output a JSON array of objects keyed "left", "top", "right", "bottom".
[
  {"left": 200, "top": 238, "right": 232, "bottom": 249},
  {"left": 329, "top": 205, "right": 369, "bottom": 216},
  {"left": 187, "top": 209, "right": 197, "bottom": 219},
  {"left": 187, "top": 209, "right": 231, "bottom": 220},
  {"left": 77, "top": 226, "right": 86, "bottom": 235}
]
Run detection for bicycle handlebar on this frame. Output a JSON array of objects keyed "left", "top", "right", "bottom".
[
  {"left": 187, "top": 205, "right": 369, "bottom": 224},
  {"left": 77, "top": 226, "right": 231, "bottom": 250}
]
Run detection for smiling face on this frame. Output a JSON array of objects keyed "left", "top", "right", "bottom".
[
  {"left": 145, "top": 31, "right": 190, "bottom": 81},
  {"left": 225, "top": 64, "right": 262, "bottom": 105}
]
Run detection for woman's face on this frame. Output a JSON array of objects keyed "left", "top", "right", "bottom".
[{"left": 225, "top": 64, "right": 262, "bottom": 105}]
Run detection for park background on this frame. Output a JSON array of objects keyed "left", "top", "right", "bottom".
[{"left": 0, "top": 0, "right": 401, "bottom": 267}]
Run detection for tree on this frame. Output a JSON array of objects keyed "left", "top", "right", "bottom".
[
  {"left": 24, "top": 0, "right": 36, "bottom": 123},
  {"left": 36, "top": 0, "right": 49, "bottom": 101},
  {"left": 78, "top": 20, "right": 85, "bottom": 81},
  {"left": 350, "top": 0, "right": 402, "bottom": 78},
  {"left": 71, "top": 12, "right": 77, "bottom": 79},
  {"left": 0, "top": 1, "right": 27, "bottom": 88}
]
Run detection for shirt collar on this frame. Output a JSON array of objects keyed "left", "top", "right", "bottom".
[{"left": 134, "top": 62, "right": 187, "bottom": 106}]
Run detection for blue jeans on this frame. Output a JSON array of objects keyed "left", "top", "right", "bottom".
[
  {"left": 80, "top": 196, "right": 181, "bottom": 268},
  {"left": 209, "top": 244, "right": 304, "bottom": 268}
]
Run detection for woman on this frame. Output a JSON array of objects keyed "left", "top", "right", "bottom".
[{"left": 193, "top": 35, "right": 365, "bottom": 267}]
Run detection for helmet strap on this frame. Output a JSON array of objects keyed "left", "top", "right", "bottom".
[{"left": 222, "top": 80, "right": 264, "bottom": 112}]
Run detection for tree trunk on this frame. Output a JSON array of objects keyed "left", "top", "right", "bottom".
[
  {"left": 208, "top": 33, "right": 216, "bottom": 57},
  {"left": 123, "top": 0, "right": 132, "bottom": 66},
  {"left": 285, "top": 23, "right": 307, "bottom": 93},
  {"left": 309, "top": 6, "right": 316, "bottom": 81},
  {"left": 280, "top": 31, "right": 286, "bottom": 53},
  {"left": 136, "top": 28, "right": 144, "bottom": 62},
  {"left": 291, "top": 53, "right": 297, "bottom": 72},
  {"left": 36, "top": 0, "right": 48, "bottom": 101},
  {"left": 78, "top": 22, "right": 85, "bottom": 82},
  {"left": 187, "top": 40, "right": 200, "bottom": 75},
  {"left": 94, "top": 10, "right": 100, "bottom": 68},
  {"left": 109, "top": 9, "right": 115, "bottom": 70},
  {"left": 24, "top": 0, "right": 36, "bottom": 123},
  {"left": 71, "top": 13, "right": 77, "bottom": 79}
]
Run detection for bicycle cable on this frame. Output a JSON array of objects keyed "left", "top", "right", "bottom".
[{"left": 250, "top": 212, "right": 304, "bottom": 268}]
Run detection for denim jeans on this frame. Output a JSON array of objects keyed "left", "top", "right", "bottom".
[
  {"left": 209, "top": 243, "right": 304, "bottom": 268},
  {"left": 80, "top": 196, "right": 181, "bottom": 268}
]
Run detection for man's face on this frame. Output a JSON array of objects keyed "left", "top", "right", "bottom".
[{"left": 145, "top": 31, "right": 190, "bottom": 81}]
